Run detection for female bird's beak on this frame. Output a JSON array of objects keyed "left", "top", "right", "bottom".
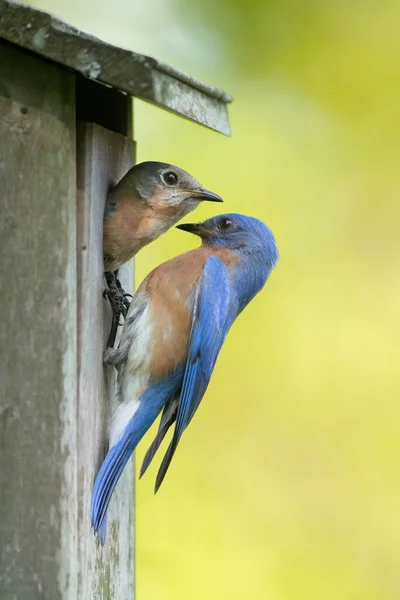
[{"left": 191, "top": 187, "right": 223, "bottom": 202}]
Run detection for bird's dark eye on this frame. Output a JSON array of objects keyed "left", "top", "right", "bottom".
[
  {"left": 162, "top": 171, "right": 178, "bottom": 186},
  {"left": 218, "top": 217, "right": 234, "bottom": 231}
]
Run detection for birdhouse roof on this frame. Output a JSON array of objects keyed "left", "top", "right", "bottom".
[{"left": 0, "top": 0, "right": 232, "bottom": 134}]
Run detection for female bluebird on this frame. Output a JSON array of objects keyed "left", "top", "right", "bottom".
[
  {"left": 92, "top": 213, "right": 279, "bottom": 542},
  {"left": 103, "top": 161, "right": 223, "bottom": 273}
]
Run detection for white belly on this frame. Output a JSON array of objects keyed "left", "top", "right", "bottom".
[{"left": 109, "top": 294, "right": 155, "bottom": 446}]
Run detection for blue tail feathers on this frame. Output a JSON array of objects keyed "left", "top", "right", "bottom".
[
  {"left": 91, "top": 435, "right": 134, "bottom": 540},
  {"left": 91, "top": 366, "right": 184, "bottom": 542}
]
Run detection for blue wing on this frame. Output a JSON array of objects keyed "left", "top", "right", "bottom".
[{"left": 154, "top": 256, "right": 233, "bottom": 492}]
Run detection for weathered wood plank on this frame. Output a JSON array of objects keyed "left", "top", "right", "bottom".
[
  {"left": 76, "top": 121, "right": 135, "bottom": 600},
  {"left": 0, "top": 43, "right": 77, "bottom": 599},
  {"left": 0, "top": 0, "right": 232, "bottom": 134}
]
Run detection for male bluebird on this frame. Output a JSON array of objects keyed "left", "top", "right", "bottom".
[
  {"left": 103, "top": 161, "right": 223, "bottom": 329},
  {"left": 92, "top": 213, "right": 279, "bottom": 542}
]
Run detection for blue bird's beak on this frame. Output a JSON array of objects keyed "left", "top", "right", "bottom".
[
  {"left": 191, "top": 187, "right": 223, "bottom": 203},
  {"left": 176, "top": 222, "right": 214, "bottom": 237}
]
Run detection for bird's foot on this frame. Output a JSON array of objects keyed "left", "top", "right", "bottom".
[
  {"left": 104, "top": 273, "right": 131, "bottom": 319},
  {"left": 104, "top": 271, "right": 133, "bottom": 348},
  {"left": 115, "top": 277, "right": 133, "bottom": 316},
  {"left": 104, "top": 289, "right": 129, "bottom": 320}
]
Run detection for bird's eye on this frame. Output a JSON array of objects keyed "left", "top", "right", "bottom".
[
  {"left": 218, "top": 217, "right": 234, "bottom": 231},
  {"left": 162, "top": 171, "right": 178, "bottom": 186}
]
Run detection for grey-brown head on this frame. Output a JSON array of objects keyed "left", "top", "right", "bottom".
[
  {"left": 107, "top": 161, "right": 223, "bottom": 214},
  {"left": 103, "top": 162, "right": 223, "bottom": 273}
]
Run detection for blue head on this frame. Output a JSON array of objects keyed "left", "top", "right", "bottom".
[{"left": 176, "top": 213, "right": 279, "bottom": 269}]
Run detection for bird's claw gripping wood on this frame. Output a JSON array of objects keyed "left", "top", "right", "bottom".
[
  {"left": 116, "top": 278, "right": 133, "bottom": 314},
  {"left": 104, "top": 271, "right": 132, "bottom": 347},
  {"left": 104, "top": 274, "right": 130, "bottom": 318}
]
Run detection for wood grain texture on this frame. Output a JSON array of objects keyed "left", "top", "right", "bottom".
[
  {"left": 76, "top": 121, "right": 135, "bottom": 600},
  {"left": 0, "top": 43, "right": 77, "bottom": 599}
]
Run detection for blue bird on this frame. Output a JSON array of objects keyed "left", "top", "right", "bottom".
[{"left": 91, "top": 213, "right": 279, "bottom": 542}]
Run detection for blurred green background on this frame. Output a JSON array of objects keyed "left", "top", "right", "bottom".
[{"left": 29, "top": 0, "right": 400, "bottom": 597}]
